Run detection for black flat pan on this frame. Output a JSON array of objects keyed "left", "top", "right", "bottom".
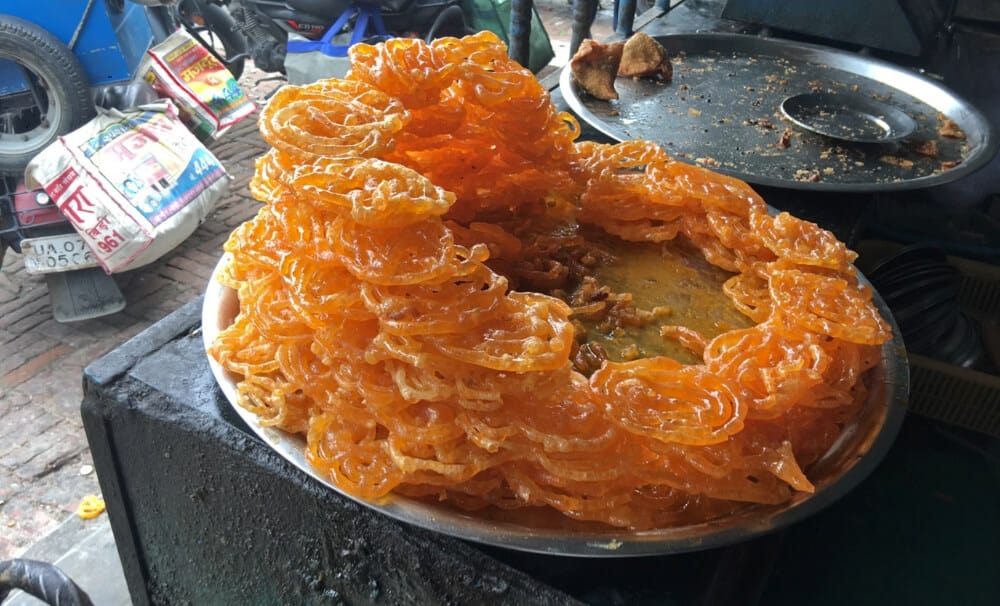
[{"left": 560, "top": 33, "right": 997, "bottom": 192}]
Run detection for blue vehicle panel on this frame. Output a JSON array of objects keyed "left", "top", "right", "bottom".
[{"left": 1, "top": 0, "right": 155, "bottom": 86}]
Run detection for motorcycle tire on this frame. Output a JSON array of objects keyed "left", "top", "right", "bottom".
[
  {"left": 178, "top": 0, "right": 248, "bottom": 81},
  {"left": 0, "top": 15, "right": 96, "bottom": 177}
]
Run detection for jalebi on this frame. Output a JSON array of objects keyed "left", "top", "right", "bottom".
[{"left": 207, "top": 31, "right": 892, "bottom": 529}]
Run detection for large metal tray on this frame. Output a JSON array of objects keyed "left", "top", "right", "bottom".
[
  {"left": 202, "top": 255, "right": 909, "bottom": 557},
  {"left": 560, "top": 33, "right": 997, "bottom": 191}
]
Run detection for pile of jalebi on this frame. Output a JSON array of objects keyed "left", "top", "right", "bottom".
[{"left": 208, "top": 31, "right": 892, "bottom": 529}]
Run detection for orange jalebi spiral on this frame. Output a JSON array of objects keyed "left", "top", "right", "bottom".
[
  {"left": 348, "top": 32, "right": 581, "bottom": 222},
  {"left": 258, "top": 79, "right": 408, "bottom": 160},
  {"left": 703, "top": 323, "right": 831, "bottom": 419},
  {"left": 769, "top": 266, "right": 890, "bottom": 345},
  {"left": 347, "top": 37, "right": 461, "bottom": 109},
  {"left": 576, "top": 141, "right": 689, "bottom": 242},
  {"left": 592, "top": 357, "right": 746, "bottom": 446},
  {"left": 288, "top": 156, "right": 455, "bottom": 227},
  {"left": 208, "top": 33, "right": 892, "bottom": 530},
  {"left": 752, "top": 211, "right": 858, "bottom": 272}
]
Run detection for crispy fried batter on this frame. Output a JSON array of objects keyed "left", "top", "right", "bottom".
[
  {"left": 908, "top": 139, "right": 940, "bottom": 158},
  {"left": 618, "top": 32, "right": 672, "bottom": 80},
  {"left": 570, "top": 39, "right": 624, "bottom": 101},
  {"left": 938, "top": 113, "right": 966, "bottom": 140}
]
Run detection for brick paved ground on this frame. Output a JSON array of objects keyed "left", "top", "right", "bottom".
[
  {"left": 0, "top": 75, "right": 281, "bottom": 559},
  {"left": 0, "top": 1, "right": 611, "bottom": 559}
]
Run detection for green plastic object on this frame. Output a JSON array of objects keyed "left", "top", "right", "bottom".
[{"left": 462, "top": 0, "right": 555, "bottom": 73}]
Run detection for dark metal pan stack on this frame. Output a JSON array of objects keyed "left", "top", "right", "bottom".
[{"left": 868, "top": 244, "right": 985, "bottom": 369}]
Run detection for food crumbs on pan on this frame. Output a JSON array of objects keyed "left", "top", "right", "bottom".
[
  {"left": 688, "top": 107, "right": 702, "bottom": 117},
  {"left": 937, "top": 113, "right": 966, "bottom": 140},
  {"left": 941, "top": 160, "right": 960, "bottom": 170},
  {"left": 879, "top": 155, "right": 915, "bottom": 169},
  {"left": 695, "top": 157, "right": 719, "bottom": 166},
  {"left": 778, "top": 128, "right": 792, "bottom": 148},
  {"left": 679, "top": 83, "right": 689, "bottom": 91},
  {"left": 822, "top": 167, "right": 835, "bottom": 175},
  {"left": 850, "top": 84, "right": 860, "bottom": 92},
  {"left": 793, "top": 169, "right": 820, "bottom": 182},
  {"left": 744, "top": 117, "right": 774, "bottom": 130},
  {"left": 907, "top": 140, "right": 940, "bottom": 158},
  {"left": 620, "top": 343, "right": 642, "bottom": 360}
]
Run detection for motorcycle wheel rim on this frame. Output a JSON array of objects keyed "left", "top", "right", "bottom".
[{"left": 0, "top": 57, "right": 64, "bottom": 157}]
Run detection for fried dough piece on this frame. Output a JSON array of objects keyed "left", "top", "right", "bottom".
[
  {"left": 618, "top": 32, "right": 672, "bottom": 80},
  {"left": 570, "top": 39, "right": 624, "bottom": 101},
  {"left": 938, "top": 114, "right": 966, "bottom": 140}
]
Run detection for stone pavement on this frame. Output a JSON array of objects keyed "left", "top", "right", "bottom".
[{"left": 0, "top": 0, "right": 613, "bottom": 569}]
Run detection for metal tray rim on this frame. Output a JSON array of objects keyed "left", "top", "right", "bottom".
[
  {"left": 559, "top": 32, "right": 998, "bottom": 192},
  {"left": 201, "top": 254, "right": 909, "bottom": 558}
]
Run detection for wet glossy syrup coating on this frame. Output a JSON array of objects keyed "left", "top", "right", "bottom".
[{"left": 208, "top": 32, "right": 891, "bottom": 529}]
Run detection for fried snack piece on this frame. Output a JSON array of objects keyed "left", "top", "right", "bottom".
[
  {"left": 570, "top": 38, "right": 624, "bottom": 100},
  {"left": 937, "top": 113, "right": 965, "bottom": 140},
  {"left": 618, "top": 32, "right": 672, "bottom": 80}
]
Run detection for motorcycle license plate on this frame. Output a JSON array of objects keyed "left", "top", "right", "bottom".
[{"left": 21, "top": 234, "right": 99, "bottom": 274}]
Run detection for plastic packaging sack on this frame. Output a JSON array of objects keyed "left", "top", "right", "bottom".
[
  {"left": 461, "top": 0, "right": 555, "bottom": 73},
  {"left": 285, "top": 4, "right": 389, "bottom": 85},
  {"left": 139, "top": 29, "right": 255, "bottom": 141},
  {"left": 25, "top": 102, "right": 229, "bottom": 274},
  {"left": 285, "top": 32, "right": 352, "bottom": 85}
]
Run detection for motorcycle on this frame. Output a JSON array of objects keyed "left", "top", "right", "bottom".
[
  {"left": 193, "top": 0, "right": 475, "bottom": 75},
  {"left": 0, "top": 1, "right": 242, "bottom": 321}
]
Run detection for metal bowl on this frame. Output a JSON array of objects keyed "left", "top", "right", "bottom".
[
  {"left": 202, "top": 255, "right": 909, "bottom": 557},
  {"left": 780, "top": 92, "right": 916, "bottom": 143}
]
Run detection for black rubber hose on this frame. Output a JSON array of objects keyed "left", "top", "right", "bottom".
[
  {"left": 425, "top": 5, "right": 470, "bottom": 43},
  {"left": 0, "top": 559, "right": 95, "bottom": 606}
]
